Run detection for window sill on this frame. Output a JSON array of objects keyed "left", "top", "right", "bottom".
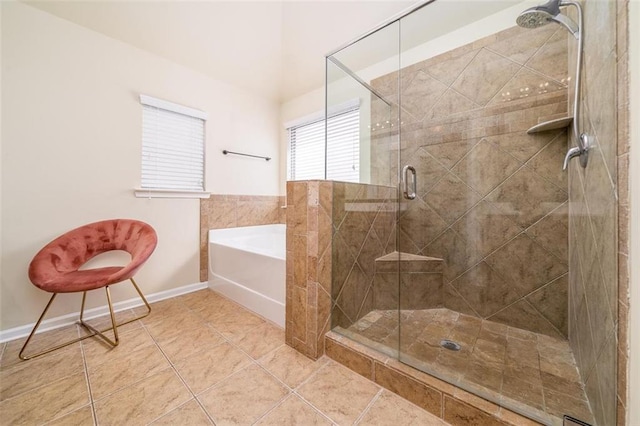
[{"left": 134, "top": 188, "right": 211, "bottom": 199}]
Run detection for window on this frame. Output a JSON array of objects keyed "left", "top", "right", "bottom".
[
  {"left": 137, "top": 95, "right": 207, "bottom": 197},
  {"left": 288, "top": 106, "right": 360, "bottom": 182}
]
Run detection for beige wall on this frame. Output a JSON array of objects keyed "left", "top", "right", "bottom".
[{"left": 0, "top": 2, "right": 280, "bottom": 331}]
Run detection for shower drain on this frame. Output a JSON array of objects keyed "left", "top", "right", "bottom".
[{"left": 440, "top": 339, "right": 461, "bottom": 351}]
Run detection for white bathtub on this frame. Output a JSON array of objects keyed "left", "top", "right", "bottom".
[{"left": 208, "top": 224, "right": 285, "bottom": 327}]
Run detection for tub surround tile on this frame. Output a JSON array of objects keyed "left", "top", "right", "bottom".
[{"left": 200, "top": 194, "right": 285, "bottom": 281}]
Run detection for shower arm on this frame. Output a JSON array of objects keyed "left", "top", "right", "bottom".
[{"left": 560, "top": 0, "right": 590, "bottom": 169}]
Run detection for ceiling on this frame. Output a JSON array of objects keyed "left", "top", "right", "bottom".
[{"left": 25, "top": 0, "right": 525, "bottom": 102}]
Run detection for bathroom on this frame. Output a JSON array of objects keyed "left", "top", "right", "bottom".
[{"left": 0, "top": 0, "right": 638, "bottom": 425}]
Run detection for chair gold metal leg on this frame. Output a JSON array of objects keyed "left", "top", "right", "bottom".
[
  {"left": 130, "top": 278, "right": 152, "bottom": 319},
  {"left": 79, "top": 286, "right": 119, "bottom": 347},
  {"left": 19, "top": 293, "right": 58, "bottom": 360},
  {"left": 19, "top": 277, "right": 152, "bottom": 361},
  {"left": 78, "top": 278, "right": 151, "bottom": 337}
]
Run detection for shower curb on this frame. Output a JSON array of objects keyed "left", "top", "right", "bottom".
[{"left": 325, "top": 331, "right": 546, "bottom": 426}]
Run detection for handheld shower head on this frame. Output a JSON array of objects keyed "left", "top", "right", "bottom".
[
  {"left": 515, "top": 0, "right": 589, "bottom": 169},
  {"left": 516, "top": 0, "right": 579, "bottom": 37}
]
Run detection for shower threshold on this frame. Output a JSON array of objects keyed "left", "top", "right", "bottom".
[{"left": 334, "top": 308, "right": 594, "bottom": 426}]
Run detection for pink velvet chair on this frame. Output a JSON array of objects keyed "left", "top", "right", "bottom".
[{"left": 20, "top": 219, "right": 157, "bottom": 360}]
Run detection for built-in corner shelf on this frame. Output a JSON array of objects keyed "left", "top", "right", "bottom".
[{"left": 526, "top": 116, "right": 573, "bottom": 134}]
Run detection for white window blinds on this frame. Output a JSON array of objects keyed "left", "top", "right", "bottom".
[
  {"left": 140, "top": 95, "right": 206, "bottom": 192},
  {"left": 288, "top": 107, "right": 360, "bottom": 182}
]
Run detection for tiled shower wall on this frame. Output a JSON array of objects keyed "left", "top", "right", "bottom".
[
  {"left": 285, "top": 181, "right": 395, "bottom": 359},
  {"left": 285, "top": 181, "right": 333, "bottom": 359},
  {"left": 199, "top": 195, "right": 285, "bottom": 281},
  {"left": 370, "top": 24, "right": 571, "bottom": 338},
  {"left": 567, "top": 1, "right": 629, "bottom": 425},
  {"left": 331, "top": 182, "right": 396, "bottom": 329}
]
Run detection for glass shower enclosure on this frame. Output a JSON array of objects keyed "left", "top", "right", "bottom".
[{"left": 326, "top": 1, "right": 617, "bottom": 425}]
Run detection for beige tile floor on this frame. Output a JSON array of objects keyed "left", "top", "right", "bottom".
[
  {"left": 345, "top": 308, "right": 594, "bottom": 425},
  {"left": 0, "top": 289, "right": 449, "bottom": 425}
]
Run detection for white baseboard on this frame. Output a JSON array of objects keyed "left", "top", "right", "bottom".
[{"left": 0, "top": 282, "right": 208, "bottom": 343}]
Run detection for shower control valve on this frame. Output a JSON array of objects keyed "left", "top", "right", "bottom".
[{"left": 562, "top": 133, "right": 591, "bottom": 170}]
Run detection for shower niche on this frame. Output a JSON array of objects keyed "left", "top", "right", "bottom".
[{"left": 324, "top": 1, "right": 618, "bottom": 425}]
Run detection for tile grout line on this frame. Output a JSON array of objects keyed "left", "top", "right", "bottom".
[
  {"left": 157, "top": 293, "right": 302, "bottom": 423},
  {"left": 353, "top": 387, "right": 384, "bottom": 425},
  {"left": 137, "top": 309, "right": 219, "bottom": 425},
  {"left": 78, "top": 327, "right": 99, "bottom": 426}
]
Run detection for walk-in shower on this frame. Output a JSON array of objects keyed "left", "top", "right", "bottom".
[{"left": 325, "top": 1, "right": 618, "bottom": 425}]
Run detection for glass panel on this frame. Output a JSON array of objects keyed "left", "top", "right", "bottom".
[
  {"left": 327, "top": 21, "right": 401, "bottom": 358},
  {"left": 395, "top": 2, "right": 613, "bottom": 425}
]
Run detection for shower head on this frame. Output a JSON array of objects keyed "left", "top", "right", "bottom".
[{"left": 516, "top": 0, "right": 579, "bottom": 37}]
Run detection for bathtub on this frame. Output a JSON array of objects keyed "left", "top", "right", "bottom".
[{"left": 208, "top": 224, "right": 285, "bottom": 327}]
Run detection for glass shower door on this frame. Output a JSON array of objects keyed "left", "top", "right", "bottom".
[{"left": 394, "top": 3, "right": 602, "bottom": 424}]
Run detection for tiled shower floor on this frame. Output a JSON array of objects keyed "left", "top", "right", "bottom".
[{"left": 343, "top": 308, "right": 595, "bottom": 425}]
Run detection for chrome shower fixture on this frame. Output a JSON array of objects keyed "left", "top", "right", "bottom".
[
  {"left": 516, "top": 0, "right": 589, "bottom": 169},
  {"left": 516, "top": 0, "right": 579, "bottom": 38}
]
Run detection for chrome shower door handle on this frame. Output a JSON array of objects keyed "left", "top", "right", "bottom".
[{"left": 402, "top": 165, "right": 416, "bottom": 200}]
